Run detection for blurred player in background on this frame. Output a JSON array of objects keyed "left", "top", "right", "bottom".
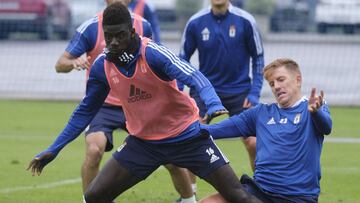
[
  {"left": 129, "top": 0, "right": 161, "bottom": 43},
  {"left": 176, "top": 0, "right": 265, "bottom": 196},
  {"left": 28, "top": 3, "right": 261, "bottom": 203},
  {"left": 230, "top": 0, "right": 245, "bottom": 8},
  {"left": 199, "top": 58, "right": 332, "bottom": 203}
]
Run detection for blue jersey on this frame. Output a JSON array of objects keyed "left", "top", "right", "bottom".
[
  {"left": 43, "top": 39, "right": 224, "bottom": 156},
  {"left": 66, "top": 14, "right": 153, "bottom": 57},
  {"left": 180, "top": 4, "right": 264, "bottom": 104},
  {"left": 129, "top": 0, "right": 161, "bottom": 43},
  {"left": 204, "top": 97, "right": 332, "bottom": 197}
]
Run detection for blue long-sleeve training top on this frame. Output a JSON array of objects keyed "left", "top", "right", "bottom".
[
  {"left": 180, "top": 4, "right": 264, "bottom": 104},
  {"left": 203, "top": 97, "right": 332, "bottom": 197},
  {"left": 44, "top": 38, "right": 224, "bottom": 156}
]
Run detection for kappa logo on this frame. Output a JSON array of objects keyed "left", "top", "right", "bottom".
[{"left": 127, "top": 84, "right": 152, "bottom": 103}]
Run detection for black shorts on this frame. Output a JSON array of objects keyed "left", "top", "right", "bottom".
[
  {"left": 85, "top": 105, "right": 127, "bottom": 151},
  {"left": 240, "top": 174, "right": 318, "bottom": 203},
  {"left": 189, "top": 88, "right": 248, "bottom": 118},
  {"left": 112, "top": 129, "right": 229, "bottom": 180}
]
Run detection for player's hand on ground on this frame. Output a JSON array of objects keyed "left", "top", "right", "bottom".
[
  {"left": 201, "top": 109, "right": 229, "bottom": 124},
  {"left": 308, "top": 88, "right": 324, "bottom": 113},
  {"left": 72, "top": 56, "right": 91, "bottom": 71},
  {"left": 27, "top": 151, "right": 55, "bottom": 176}
]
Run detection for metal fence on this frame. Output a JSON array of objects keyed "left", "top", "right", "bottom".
[{"left": 0, "top": 0, "right": 359, "bottom": 106}]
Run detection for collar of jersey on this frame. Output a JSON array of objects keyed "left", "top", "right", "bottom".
[
  {"left": 114, "top": 40, "right": 141, "bottom": 77},
  {"left": 211, "top": 9, "right": 229, "bottom": 20}
]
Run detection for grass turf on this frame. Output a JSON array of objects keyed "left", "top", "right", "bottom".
[{"left": 0, "top": 100, "right": 359, "bottom": 202}]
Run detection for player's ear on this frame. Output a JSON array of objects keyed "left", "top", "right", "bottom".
[
  {"left": 130, "top": 28, "right": 136, "bottom": 38},
  {"left": 296, "top": 74, "right": 302, "bottom": 88}
]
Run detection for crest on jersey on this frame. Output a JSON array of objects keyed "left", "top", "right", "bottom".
[
  {"left": 294, "top": 113, "right": 301, "bottom": 124},
  {"left": 201, "top": 27, "right": 210, "bottom": 41},
  {"left": 229, "top": 25, "right": 236, "bottom": 37}
]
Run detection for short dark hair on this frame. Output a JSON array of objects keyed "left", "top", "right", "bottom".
[{"left": 103, "top": 2, "right": 132, "bottom": 28}]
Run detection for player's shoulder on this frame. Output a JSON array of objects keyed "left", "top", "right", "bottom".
[
  {"left": 228, "top": 4, "right": 256, "bottom": 24},
  {"left": 131, "top": 12, "right": 151, "bottom": 25},
  {"left": 76, "top": 14, "right": 99, "bottom": 35},
  {"left": 144, "top": 40, "right": 161, "bottom": 56},
  {"left": 144, "top": 39, "right": 176, "bottom": 64},
  {"left": 188, "top": 7, "right": 211, "bottom": 24},
  {"left": 143, "top": 0, "right": 156, "bottom": 12},
  {"left": 92, "top": 53, "right": 106, "bottom": 70}
]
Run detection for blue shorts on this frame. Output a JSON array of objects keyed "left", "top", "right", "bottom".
[
  {"left": 189, "top": 88, "right": 248, "bottom": 118},
  {"left": 112, "top": 129, "right": 229, "bottom": 180},
  {"left": 85, "top": 105, "right": 127, "bottom": 152},
  {"left": 240, "top": 174, "right": 318, "bottom": 203}
]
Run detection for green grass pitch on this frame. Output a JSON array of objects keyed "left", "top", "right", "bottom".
[{"left": 0, "top": 100, "right": 359, "bottom": 202}]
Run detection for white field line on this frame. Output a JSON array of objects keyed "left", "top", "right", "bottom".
[
  {"left": 221, "top": 137, "right": 360, "bottom": 143},
  {"left": 0, "top": 178, "right": 81, "bottom": 193},
  {"left": 0, "top": 138, "right": 359, "bottom": 194},
  {"left": 325, "top": 137, "right": 360, "bottom": 143},
  {"left": 322, "top": 167, "right": 360, "bottom": 173}
]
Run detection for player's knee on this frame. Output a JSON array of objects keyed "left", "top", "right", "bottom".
[
  {"left": 84, "top": 188, "right": 101, "bottom": 203},
  {"left": 85, "top": 182, "right": 114, "bottom": 203},
  {"left": 243, "top": 137, "right": 256, "bottom": 151},
  {"left": 217, "top": 179, "right": 252, "bottom": 202},
  {"left": 85, "top": 144, "right": 104, "bottom": 166}
]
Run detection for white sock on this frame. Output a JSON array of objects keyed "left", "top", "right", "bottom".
[
  {"left": 180, "top": 195, "right": 196, "bottom": 203},
  {"left": 82, "top": 195, "right": 87, "bottom": 203},
  {"left": 191, "top": 183, "right": 197, "bottom": 194}
]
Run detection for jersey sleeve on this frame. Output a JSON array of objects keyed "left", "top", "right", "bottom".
[
  {"left": 142, "top": 19, "right": 153, "bottom": 39},
  {"left": 65, "top": 17, "right": 98, "bottom": 57},
  {"left": 143, "top": 3, "right": 161, "bottom": 43},
  {"left": 244, "top": 18, "right": 265, "bottom": 105},
  {"left": 179, "top": 20, "right": 197, "bottom": 62},
  {"left": 203, "top": 106, "right": 259, "bottom": 139},
  {"left": 229, "top": 106, "right": 258, "bottom": 136},
  {"left": 45, "top": 56, "right": 109, "bottom": 155},
  {"left": 311, "top": 103, "right": 332, "bottom": 135}
]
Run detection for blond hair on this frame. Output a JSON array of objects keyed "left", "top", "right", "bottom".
[{"left": 263, "top": 58, "right": 301, "bottom": 80}]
